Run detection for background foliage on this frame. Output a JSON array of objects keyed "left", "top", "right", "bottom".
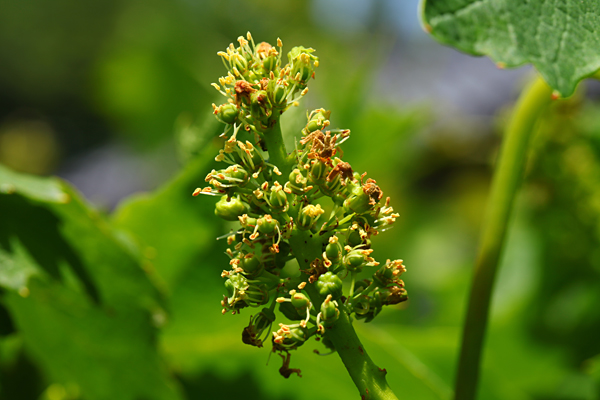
[{"left": 1, "top": 0, "right": 599, "bottom": 399}]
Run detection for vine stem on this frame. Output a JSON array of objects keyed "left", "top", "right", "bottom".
[
  {"left": 289, "top": 230, "right": 399, "bottom": 400},
  {"left": 453, "top": 76, "right": 553, "bottom": 400}
]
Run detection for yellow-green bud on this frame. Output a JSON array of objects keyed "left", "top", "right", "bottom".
[
  {"left": 215, "top": 196, "right": 247, "bottom": 221},
  {"left": 320, "top": 297, "right": 339, "bottom": 322},
  {"left": 316, "top": 272, "right": 343, "bottom": 300},
  {"left": 217, "top": 104, "right": 239, "bottom": 124}
]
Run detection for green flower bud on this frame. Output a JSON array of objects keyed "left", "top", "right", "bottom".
[
  {"left": 305, "top": 109, "right": 331, "bottom": 133},
  {"left": 309, "top": 160, "right": 328, "bottom": 183},
  {"left": 215, "top": 196, "right": 247, "bottom": 221},
  {"left": 373, "top": 259, "right": 406, "bottom": 286},
  {"left": 262, "top": 55, "right": 277, "bottom": 72},
  {"left": 247, "top": 70, "right": 259, "bottom": 83},
  {"left": 319, "top": 173, "right": 343, "bottom": 197},
  {"left": 316, "top": 271, "right": 343, "bottom": 300},
  {"left": 240, "top": 253, "right": 261, "bottom": 274},
  {"left": 288, "top": 169, "right": 309, "bottom": 195},
  {"left": 217, "top": 103, "right": 239, "bottom": 124},
  {"left": 227, "top": 165, "right": 249, "bottom": 181},
  {"left": 325, "top": 239, "right": 342, "bottom": 263},
  {"left": 273, "top": 324, "right": 310, "bottom": 351},
  {"left": 208, "top": 165, "right": 249, "bottom": 188},
  {"left": 222, "top": 273, "right": 270, "bottom": 312},
  {"left": 379, "top": 285, "right": 408, "bottom": 306},
  {"left": 250, "top": 90, "right": 271, "bottom": 120},
  {"left": 225, "top": 273, "right": 247, "bottom": 299},
  {"left": 238, "top": 214, "right": 258, "bottom": 230},
  {"left": 343, "top": 248, "right": 376, "bottom": 273},
  {"left": 269, "top": 184, "right": 288, "bottom": 209},
  {"left": 344, "top": 178, "right": 383, "bottom": 214},
  {"left": 288, "top": 46, "right": 318, "bottom": 83},
  {"left": 257, "top": 214, "right": 278, "bottom": 234},
  {"left": 272, "top": 83, "right": 287, "bottom": 106},
  {"left": 320, "top": 296, "right": 339, "bottom": 322},
  {"left": 297, "top": 204, "right": 324, "bottom": 230},
  {"left": 290, "top": 292, "right": 311, "bottom": 310},
  {"left": 346, "top": 252, "right": 365, "bottom": 271},
  {"left": 331, "top": 193, "right": 345, "bottom": 206}
]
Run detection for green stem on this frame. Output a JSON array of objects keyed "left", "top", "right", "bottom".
[
  {"left": 262, "top": 119, "right": 293, "bottom": 177},
  {"left": 289, "top": 229, "right": 398, "bottom": 400},
  {"left": 325, "top": 312, "right": 398, "bottom": 400},
  {"left": 453, "top": 76, "right": 553, "bottom": 400}
]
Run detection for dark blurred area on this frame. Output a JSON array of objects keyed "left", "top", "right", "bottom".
[
  {"left": 0, "top": 0, "right": 531, "bottom": 208},
  {"left": 1, "top": 0, "right": 600, "bottom": 399}
]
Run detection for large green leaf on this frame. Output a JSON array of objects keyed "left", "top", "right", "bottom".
[
  {"left": 0, "top": 164, "right": 183, "bottom": 400},
  {"left": 421, "top": 0, "right": 600, "bottom": 97}
]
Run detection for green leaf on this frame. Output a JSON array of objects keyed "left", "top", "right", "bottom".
[
  {"left": 112, "top": 144, "right": 223, "bottom": 289},
  {"left": 421, "top": 0, "right": 600, "bottom": 97},
  {"left": 0, "top": 164, "right": 183, "bottom": 400}
]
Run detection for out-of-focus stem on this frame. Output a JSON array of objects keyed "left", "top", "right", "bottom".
[{"left": 453, "top": 76, "right": 553, "bottom": 400}]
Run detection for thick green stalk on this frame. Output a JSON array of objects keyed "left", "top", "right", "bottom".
[
  {"left": 324, "top": 310, "right": 398, "bottom": 400},
  {"left": 453, "top": 76, "right": 553, "bottom": 400},
  {"left": 289, "top": 230, "right": 399, "bottom": 400},
  {"left": 262, "top": 119, "right": 293, "bottom": 177}
]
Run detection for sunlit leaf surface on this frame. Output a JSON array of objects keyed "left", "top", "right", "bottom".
[{"left": 422, "top": 0, "right": 600, "bottom": 97}]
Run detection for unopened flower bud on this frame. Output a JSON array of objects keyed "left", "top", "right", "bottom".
[
  {"left": 272, "top": 323, "right": 310, "bottom": 351},
  {"left": 379, "top": 285, "right": 408, "bottom": 306},
  {"left": 320, "top": 295, "right": 339, "bottom": 322},
  {"left": 316, "top": 271, "right": 343, "bottom": 300},
  {"left": 257, "top": 214, "right": 278, "bottom": 234},
  {"left": 346, "top": 251, "right": 366, "bottom": 272},
  {"left": 288, "top": 46, "right": 318, "bottom": 84},
  {"left": 269, "top": 184, "right": 288, "bottom": 209},
  {"left": 309, "top": 160, "right": 328, "bottom": 183},
  {"left": 215, "top": 196, "right": 247, "bottom": 221},
  {"left": 291, "top": 292, "right": 311, "bottom": 310},
  {"left": 324, "top": 237, "right": 342, "bottom": 263},
  {"left": 344, "top": 178, "right": 383, "bottom": 214},
  {"left": 288, "top": 169, "right": 309, "bottom": 195},
  {"left": 217, "top": 103, "right": 239, "bottom": 124},
  {"left": 240, "top": 253, "right": 261, "bottom": 274}
]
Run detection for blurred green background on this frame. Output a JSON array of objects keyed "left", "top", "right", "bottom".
[{"left": 1, "top": 0, "right": 600, "bottom": 399}]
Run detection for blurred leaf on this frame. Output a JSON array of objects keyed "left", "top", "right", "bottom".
[
  {"left": 0, "top": 164, "right": 183, "bottom": 400},
  {"left": 421, "top": 0, "right": 600, "bottom": 97},
  {"left": 358, "top": 323, "right": 455, "bottom": 400},
  {"left": 112, "top": 143, "right": 222, "bottom": 289},
  {"left": 174, "top": 108, "right": 223, "bottom": 164},
  {"left": 92, "top": 0, "right": 209, "bottom": 148}
]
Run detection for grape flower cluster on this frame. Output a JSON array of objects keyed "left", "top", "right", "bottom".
[{"left": 194, "top": 33, "right": 407, "bottom": 376}]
